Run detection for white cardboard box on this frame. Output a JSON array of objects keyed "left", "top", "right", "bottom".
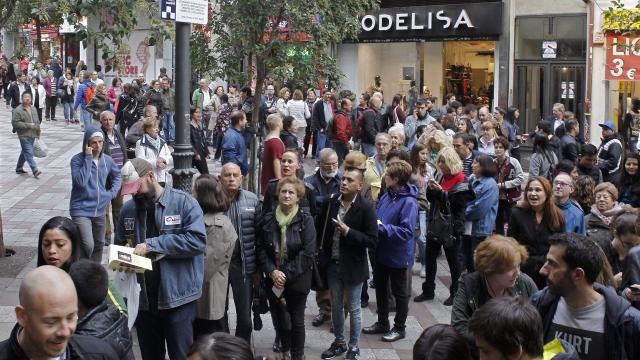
[{"left": 109, "top": 245, "right": 153, "bottom": 273}]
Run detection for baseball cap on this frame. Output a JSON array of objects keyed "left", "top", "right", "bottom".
[
  {"left": 120, "top": 159, "right": 153, "bottom": 196},
  {"left": 598, "top": 121, "right": 616, "bottom": 132}
]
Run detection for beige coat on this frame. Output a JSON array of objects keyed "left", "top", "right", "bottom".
[{"left": 196, "top": 212, "right": 237, "bottom": 320}]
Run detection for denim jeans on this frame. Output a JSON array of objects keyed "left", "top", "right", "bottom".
[
  {"left": 16, "top": 137, "right": 38, "bottom": 173},
  {"left": 315, "top": 131, "right": 329, "bottom": 157},
  {"left": 163, "top": 112, "right": 176, "bottom": 142},
  {"left": 63, "top": 102, "right": 73, "bottom": 120},
  {"left": 362, "top": 143, "right": 377, "bottom": 157},
  {"left": 81, "top": 108, "right": 92, "bottom": 128},
  {"left": 417, "top": 211, "right": 427, "bottom": 266},
  {"left": 630, "top": 136, "right": 638, "bottom": 153},
  {"left": 72, "top": 216, "right": 106, "bottom": 262},
  {"left": 328, "top": 262, "right": 363, "bottom": 347},
  {"left": 136, "top": 301, "right": 197, "bottom": 360}
]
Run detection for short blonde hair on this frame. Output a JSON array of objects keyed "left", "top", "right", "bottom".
[
  {"left": 142, "top": 117, "right": 159, "bottom": 133},
  {"left": 435, "top": 147, "right": 462, "bottom": 175},
  {"left": 594, "top": 182, "right": 618, "bottom": 201},
  {"left": 279, "top": 87, "right": 290, "bottom": 98},
  {"left": 474, "top": 235, "right": 529, "bottom": 275},
  {"left": 266, "top": 113, "right": 282, "bottom": 131}
]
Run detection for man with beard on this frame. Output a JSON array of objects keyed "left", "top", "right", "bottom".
[
  {"left": 115, "top": 158, "right": 206, "bottom": 360},
  {"left": 530, "top": 233, "right": 640, "bottom": 360},
  {"left": 405, "top": 99, "right": 436, "bottom": 145},
  {"left": 305, "top": 148, "right": 341, "bottom": 327}
]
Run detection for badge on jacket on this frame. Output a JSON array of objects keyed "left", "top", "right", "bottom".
[{"left": 164, "top": 215, "right": 181, "bottom": 225}]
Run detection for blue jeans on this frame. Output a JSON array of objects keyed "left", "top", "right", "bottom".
[
  {"left": 163, "top": 112, "right": 176, "bottom": 142},
  {"left": 63, "top": 102, "right": 73, "bottom": 120},
  {"left": 630, "top": 136, "right": 638, "bottom": 153},
  {"left": 315, "top": 131, "right": 329, "bottom": 157},
  {"left": 16, "top": 137, "right": 38, "bottom": 173},
  {"left": 80, "top": 108, "right": 92, "bottom": 128},
  {"left": 362, "top": 143, "right": 376, "bottom": 157},
  {"left": 417, "top": 210, "right": 427, "bottom": 266},
  {"left": 136, "top": 301, "right": 197, "bottom": 360},
  {"left": 328, "top": 262, "right": 363, "bottom": 347}
]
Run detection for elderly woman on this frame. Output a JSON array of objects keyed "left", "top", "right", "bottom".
[
  {"left": 586, "top": 182, "right": 625, "bottom": 255},
  {"left": 192, "top": 174, "right": 238, "bottom": 337},
  {"left": 415, "top": 148, "right": 474, "bottom": 305},
  {"left": 257, "top": 176, "right": 316, "bottom": 360},
  {"left": 508, "top": 176, "right": 565, "bottom": 289},
  {"left": 135, "top": 117, "right": 173, "bottom": 186},
  {"left": 452, "top": 235, "right": 538, "bottom": 352},
  {"left": 388, "top": 124, "right": 408, "bottom": 153},
  {"left": 363, "top": 160, "right": 418, "bottom": 342}
]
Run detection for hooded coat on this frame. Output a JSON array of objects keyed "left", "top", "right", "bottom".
[
  {"left": 375, "top": 183, "right": 419, "bottom": 269},
  {"left": 69, "top": 125, "right": 122, "bottom": 217}
]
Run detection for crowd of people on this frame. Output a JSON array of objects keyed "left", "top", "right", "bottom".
[{"left": 3, "top": 56, "right": 640, "bottom": 360}]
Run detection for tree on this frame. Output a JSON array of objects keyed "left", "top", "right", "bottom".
[
  {"left": 210, "top": 0, "right": 378, "bottom": 191},
  {"left": 0, "top": 0, "right": 18, "bottom": 31}
]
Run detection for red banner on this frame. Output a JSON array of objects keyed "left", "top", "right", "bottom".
[{"left": 606, "top": 33, "right": 640, "bottom": 81}]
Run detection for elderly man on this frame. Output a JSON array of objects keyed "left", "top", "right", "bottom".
[
  {"left": 0, "top": 266, "right": 118, "bottom": 358},
  {"left": 553, "top": 172, "right": 586, "bottom": 235},
  {"left": 101, "top": 110, "right": 127, "bottom": 244},
  {"left": 218, "top": 162, "right": 259, "bottom": 342},
  {"left": 12, "top": 91, "right": 42, "bottom": 178}
]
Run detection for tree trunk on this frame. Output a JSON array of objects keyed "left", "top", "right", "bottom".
[
  {"left": 0, "top": 210, "right": 5, "bottom": 257},
  {"left": 0, "top": 0, "right": 17, "bottom": 32},
  {"left": 34, "top": 15, "right": 44, "bottom": 63},
  {"left": 248, "top": 56, "right": 265, "bottom": 193}
]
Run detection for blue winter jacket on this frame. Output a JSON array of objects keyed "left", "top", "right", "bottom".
[
  {"left": 558, "top": 199, "right": 587, "bottom": 235},
  {"left": 376, "top": 184, "right": 419, "bottom": 269},
  {"left": 221, "top": 127, "right": 248, "bottom": 176},
  {"left": 115, "top": 186, "right": 206, "bottom": 310},
  {"left": 74, "top": 80, "right": 95, "bottom": 111},
  {"left": 69, "top": 125, "right": 122, "bottom": 217},
  {"left": 465, "top": 175, "right": 499, "bottom": 237}
]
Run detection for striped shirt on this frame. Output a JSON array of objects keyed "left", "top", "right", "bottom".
[
  {"left": 107, "top": 133, "right": 125, "bottom": 168},
  {"left": 50, "top": 79, "right": 57, "bottom": 96}
]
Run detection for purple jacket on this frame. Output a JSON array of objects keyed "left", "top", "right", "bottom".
[{"left": 376, "top": 183, "right": 419, "bottom": 269}]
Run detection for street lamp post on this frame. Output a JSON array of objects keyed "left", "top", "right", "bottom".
[{"left": 170, "top": 21, "right": 196, "bottom": 192}]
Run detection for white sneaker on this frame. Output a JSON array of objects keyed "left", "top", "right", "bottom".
[{"left": 420, "top": 265, "right": 426, "bottom": 278}]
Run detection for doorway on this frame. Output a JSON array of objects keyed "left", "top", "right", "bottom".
[{"left": 514, "top": 62, "right": 585, "bottom": 135}]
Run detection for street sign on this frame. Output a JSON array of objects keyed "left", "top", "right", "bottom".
[
  {"left": 542, "top": 41, "right": 557, "bottom": 59},
  {"left": 606, "top": 33, "right": 640, "bottom": 81},
  {"left": 160, "top": 0, "right": 208, "bottom": 25}
]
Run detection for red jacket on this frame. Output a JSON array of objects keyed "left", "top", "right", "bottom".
[{"left": 332, "top": 110, "right": 352, "bottom": 144}]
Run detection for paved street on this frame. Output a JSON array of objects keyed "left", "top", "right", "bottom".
[{"left": 0, "top": 106, "right": 454, "bottom": 359}]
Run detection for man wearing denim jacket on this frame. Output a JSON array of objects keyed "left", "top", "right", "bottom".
[{"left": 115, "top": 158, "right": 206, "bottom": 360}]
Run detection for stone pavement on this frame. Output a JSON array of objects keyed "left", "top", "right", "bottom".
[{"left": 0, "top": 105, "right": 454, "bottom": 359}]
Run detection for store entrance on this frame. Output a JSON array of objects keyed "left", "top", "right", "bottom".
[
  {"left": 442, "top": 41, "right": 495, "bottom": 105},
  {"left": 514, "top": 62, "right": 585, "bottom": 135}
]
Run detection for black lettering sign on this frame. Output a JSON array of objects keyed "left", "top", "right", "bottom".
[{"left": 357, "top": 2, "right": 503, "bottom": 42}]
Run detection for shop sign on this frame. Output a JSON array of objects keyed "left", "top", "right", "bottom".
[
  {"left": 542, "top": 41, "right": 557, "bottom": 59},
  {"left": 606, "top": 33, "right": 640, "bottom": 81},
  {"left": 357, "top": 2, "right": 502, "bottom": 42}
]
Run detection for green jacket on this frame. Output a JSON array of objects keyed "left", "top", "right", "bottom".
[
  {"left": 11, "top": 104, "right": 40, "bottom": 138},
  {"left": 192, "top": 88, "right": 213, "bottom": 109}
]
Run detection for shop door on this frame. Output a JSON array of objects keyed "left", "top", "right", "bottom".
[{"left": 515, "top": 63, "right": 585, "bottom": 135}]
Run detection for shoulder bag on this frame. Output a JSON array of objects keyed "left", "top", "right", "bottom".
[{"left": 427, "top": 192, "right": 457, "bottom": 248}]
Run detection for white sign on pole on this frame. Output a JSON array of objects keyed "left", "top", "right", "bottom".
[{"left": 176, "top": 0, "right": 209, "bottom": 25}]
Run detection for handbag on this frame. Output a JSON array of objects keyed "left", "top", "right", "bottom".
[
  {"left": 311, "top": 194, "right": 334, "bottom": 292},
  {"left": 427, "top": 192, "right": 457, "bottom": 248},
  {"left": 33, "top": 137, "right": 48, "bottom": 158}
]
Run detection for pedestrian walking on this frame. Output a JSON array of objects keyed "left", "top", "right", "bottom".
[{"left": 12, "top": 91, "right": 42, "bottom": 178}]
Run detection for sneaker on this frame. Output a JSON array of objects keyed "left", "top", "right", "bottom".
[
  {"left": 321, "top": 341, "right": 347, "bottom": 359},
  {"left": 345, "top": 346, "right": 360, "bottom": 360},
  {"left": 420, "top": 265, "right": 426, "bottom": 278},
  {"left": 33, "top": 170, "right": 42, "bottom": 179},
  {"left": 413, "top": 292, "right": 434, "bottom": 303},
  {"left": 15, "top": 169, "right": 28, "bottom": 174}
]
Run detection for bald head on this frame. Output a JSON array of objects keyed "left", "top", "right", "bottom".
[
  {"left": 219, "top": 163, "right": 243, "bottom": 195},
  {"left": 20, "top": 266, "right": 77, "bottom": 310},
  {"left": 221, "top": 162, "right": 241, "bottom": 175}
]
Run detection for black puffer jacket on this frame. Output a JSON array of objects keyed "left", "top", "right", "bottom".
[
  {"left": 75, "top": 303, "right": 133, "bottom": 360},
  {"left": 226, "top": 189, "right": 259, "bottom": 276}
]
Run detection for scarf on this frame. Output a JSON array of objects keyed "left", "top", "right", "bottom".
[
  {"left": 590, "top": 203, "right": 624, "bottom": 226},
  {"left": 145, "top": 133, "right": 162, "bottom": 152},
  {"left": 275, "top": 204, "right": 299, "bottom": 267},
  {"left": 440, "top": 172, "right": 466, "bottom": 191}
]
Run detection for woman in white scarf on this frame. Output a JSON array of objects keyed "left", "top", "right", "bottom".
[{"left": 135, "top": 117, "right": 173, "bottom": 185}]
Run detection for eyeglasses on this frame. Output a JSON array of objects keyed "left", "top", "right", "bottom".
[{"left": 553, "top": 181, "right": 572, "bottom": 188}]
